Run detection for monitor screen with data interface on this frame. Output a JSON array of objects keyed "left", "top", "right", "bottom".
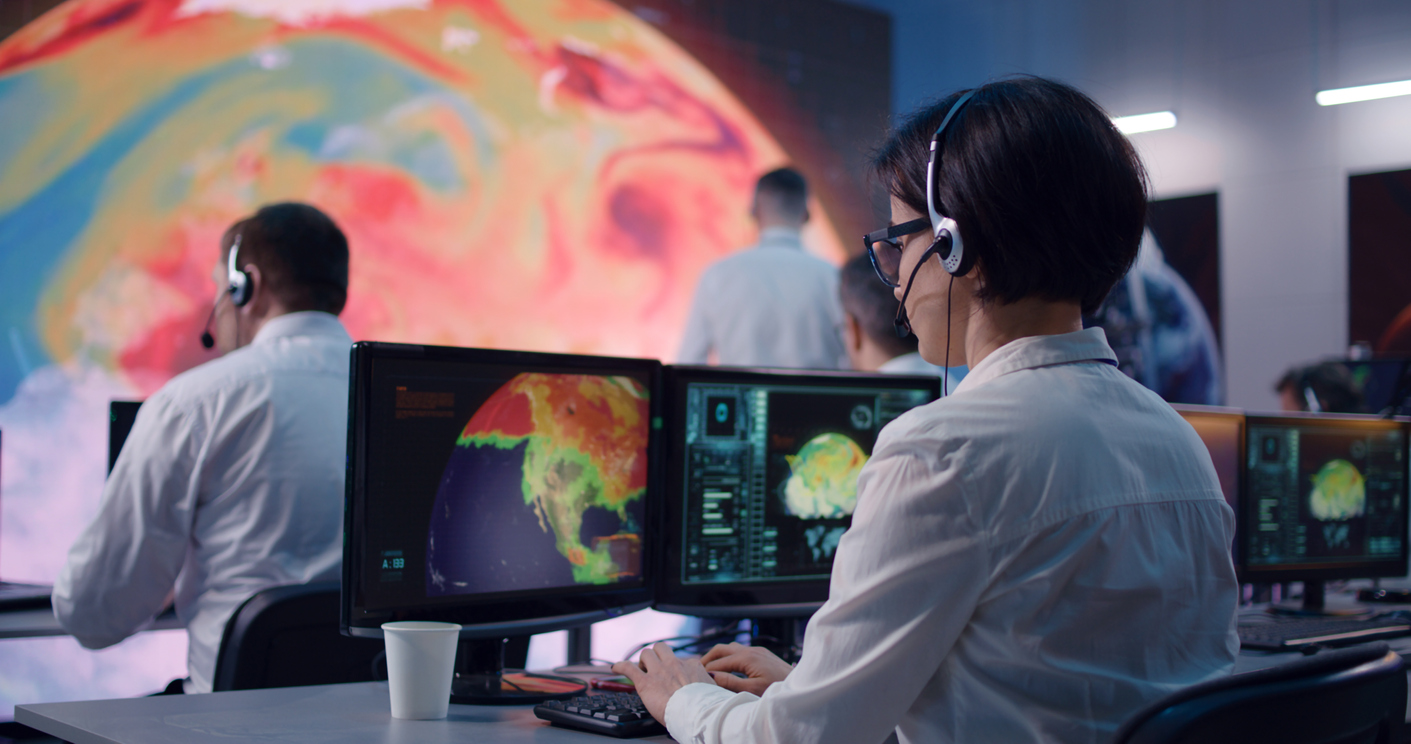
[
  {"left": 342, "top": 342, "right": 661, "bottom": 638},
  {"left": 1241, "top": 413, "right": 1409, "bottom": 582},
  {"left": 655, "top": 367, "right": 939, "bottom": 617}
]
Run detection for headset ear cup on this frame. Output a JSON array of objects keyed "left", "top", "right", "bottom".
[
  {"left": 950, "top": 240, "right": 976, "bottom": 277},
  {"left": 229, "top": 271, "right": 250, "bottom": 307},
  {"left": 934, "top": 217, "right": 975, "bottom": 277}
]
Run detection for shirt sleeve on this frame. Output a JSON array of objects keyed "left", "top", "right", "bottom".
[
  {"left": 52, "top": 391, "right": 207, "bottom": 649},
  {"left": 677, "top": 270, "right": 715, "bottom": 364},
  {"left": 663, "top": 430, "right": 989, "bottom": 743}
]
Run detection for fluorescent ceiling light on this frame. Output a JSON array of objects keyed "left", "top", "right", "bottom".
[
  {"left": 1316, "top": 79, "right": 1411, "bottom": 106},
  {"left": 1112, "top": 111, "right": 1177, "bottom": 134}
]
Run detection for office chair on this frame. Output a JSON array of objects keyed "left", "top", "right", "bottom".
[
  {"left": 212, "top": 581, "right": 386, "bottom": 691},
  {"left": 1112, "top": 643, "right": 1405, "bottom": 744},
  {"left": 212, "top": 581, "right": 535, "bottom": 692}
]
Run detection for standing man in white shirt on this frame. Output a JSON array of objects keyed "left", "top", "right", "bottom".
[
  {"left": 615, "top": 77, "right": 1238, "bottom": 743},
  {"left": 677, "top": 168, "right": 846, "bottom": 369},
  {"left": 838, "top": 252, "right": 967, "bottom": 393},
  {"left": 54, "top": 202, "right": 354, "bottom": 694}
]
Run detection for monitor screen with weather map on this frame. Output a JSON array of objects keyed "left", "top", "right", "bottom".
[{"left": 342, "top": 343, "right": 661, "bottom": 638}]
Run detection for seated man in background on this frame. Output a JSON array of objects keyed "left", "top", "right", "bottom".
[
  {"left": 838, "top": 252, "right": 966, "bottom": 392},
  {"left": 55, "top": 202, "right": 353, "bottom": 694},
  {"left": 1275, "top": 361, "right": 1366, "bottom": 413},
  {"left": 678, "top": 167, "right": 846, "bottom": 369}
]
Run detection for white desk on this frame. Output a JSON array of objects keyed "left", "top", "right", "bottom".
[
  {"left": 17, "top": 615, "right": 1411, "bottom": 742},
  {"left": 16, "top": 681, "right": 674, "bottom": 744}
]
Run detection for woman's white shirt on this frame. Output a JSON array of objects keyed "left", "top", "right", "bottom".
[{"left": 664, "top": 328, "right": 1239, "bottom": 744}]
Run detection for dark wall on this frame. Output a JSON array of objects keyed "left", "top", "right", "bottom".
[
  {"left": 622, "top": 0, "right": 892, "bottom": 243},
  {"left": 1148, "top": 192, "right": 1221, "bottom": 343},
  {"left": 1349, "top": 168, "right": 1411, "bottom": 354},
  {"left": 0, "top": 0, "right": 68, "bottom": 41}
]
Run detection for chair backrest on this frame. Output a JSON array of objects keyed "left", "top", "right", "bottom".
[
  {"left": 1113, "top": 643, "right": 1406, "bottom": 744},
  {"left": 212, "top": 581, "right": 386, "bottom": 692}
]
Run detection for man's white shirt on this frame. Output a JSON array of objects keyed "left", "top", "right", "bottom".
[
  {"left": 665, "top": 328, "right": 1239, "bottom": 744},
  {"left": 54, "top": 311, "right": 353, "bottom": 693},
  {"left": 678, "top": 227, "right": 846, "bottom": 369}
]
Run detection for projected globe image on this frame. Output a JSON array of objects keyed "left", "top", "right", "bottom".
[
  {"left": 426, "top": 374, "right": 648, "bottom": 595},
  {"left": 1309, "top": 459, "right": 1367, "bottom": 521},
  {"left": 781, "top": 432, "right": 867, "bottom": 520}
]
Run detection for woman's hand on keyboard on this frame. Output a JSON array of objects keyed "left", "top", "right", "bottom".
[{"left": 700, "top": 643, "right": 793, "bottom": 696}]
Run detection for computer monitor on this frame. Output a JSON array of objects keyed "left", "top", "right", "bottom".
[
  {"left": 1172, "top": 404, "right": 1244, "bottom": 558},
  {"left": 108, "top": 400, "right": 143, "bottom": 475},
  {"left": 1340, "top": 359, "right": 1411, "bottom": 416},
  {"left": 1240, "top": 413, "right": 1410, "bottom": 612},
  {"left": 341, "top": 342, "right": 662, "bottom": 702},
  {"left": 654, "top": 366, "right": 940, "bottom": 647}
]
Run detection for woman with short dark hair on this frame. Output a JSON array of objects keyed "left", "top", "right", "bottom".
[{"left": 616, "top": 76, "right": 1239, "bottom": 744}]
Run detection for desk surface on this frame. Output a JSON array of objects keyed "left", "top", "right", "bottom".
[
  {"left": 16, "top": 681, "right": 674, "bottom": 744},
  {"left": 0, "top": 607, "right": 182, "bottom": 640}
]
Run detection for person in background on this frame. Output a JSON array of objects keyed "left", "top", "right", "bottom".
[
  {"left": 1275, "top": 361, "right": 1366, "bottom": 413},
  {"left": 838, "top": 252, "right": 967, "bottom": 392},
  {"left": 677, "top": 167, "right": 846, "bottom": 369},
  {"left": 54, "top": 202, "right": 353, "bottom": 694},
  {"left": 617, "top": 76, "right": 1237, "bottom": 744}
]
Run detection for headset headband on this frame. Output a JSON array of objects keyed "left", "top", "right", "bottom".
[{"left": 925, "top": 89, "right": 978, "bottom": 237}]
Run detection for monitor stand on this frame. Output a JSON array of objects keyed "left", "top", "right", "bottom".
[
  {"left": 1270, "top": 580, "right": 1371, "bottom": 617},
  {"left": 449, "top": 638, "right": 586, "bottom": 705},
  {"left": 751, "top": 618, "right": 805, "bottom": 665}
]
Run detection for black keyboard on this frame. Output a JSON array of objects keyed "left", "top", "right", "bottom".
[
  {"left": 1238, "top": 614, "right": 1411, "bottom": 650},
  {"left": 534, "top": 692, "right": 666, "bottom": 738}
]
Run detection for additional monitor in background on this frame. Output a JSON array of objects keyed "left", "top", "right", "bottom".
[
  {"left": 1340, "top": 359, "right": 1411, "bottom": 416},
  {"left": 655, "top": 366, "right": 940, "bottom": 658},
  {"left": 342, "top": 342, "right": 662, "bottom": 703},
  {"left": 108, "top": 400, "right": 143, "bottom": 475},
  {"left": 1172, "top": 404, "right": 1244, "bottom": 561},
  {"left": 1241, "top": 413, "right": 1409, "bottom": 614}
]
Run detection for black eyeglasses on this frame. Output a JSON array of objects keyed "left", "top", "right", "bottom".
[{"left": 862, "top": 217, "right": 930, "bottom": 288}]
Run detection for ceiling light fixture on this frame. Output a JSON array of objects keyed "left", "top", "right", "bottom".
[
  {"left": 1316, "top": 79, "right": 1411, "bottom": 106},
  {"left": 1112, "top": 111, "right": 1177, "bottom": 134}
]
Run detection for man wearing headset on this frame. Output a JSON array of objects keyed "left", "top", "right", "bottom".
[
  {"left": 616, "top": 78, "right": 1237, "bottom": 743},
  {"left": 54, "top": 202, "right": 353, "bottom": 694}
]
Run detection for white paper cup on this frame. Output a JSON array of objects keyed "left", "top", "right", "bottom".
[{"left": 382, "top": 621, "right": 461, "bottom": 720}]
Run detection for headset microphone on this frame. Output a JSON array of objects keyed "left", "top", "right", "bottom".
[
  {"left": 893, "top": 236, "right": 949, "bottom": 338},
  {"left": 199, "top": 305, "right": 217, "bottom": 350},
  {"left": 198, "top": 232, "right": 251, "bottom": 351}
]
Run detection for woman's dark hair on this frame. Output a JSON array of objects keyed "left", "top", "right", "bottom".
[
  {"left": 872, "top": 76, "right": 1148, "bottom": 314},
  {"left": 226, "top": 202, "right": 350, "bottom": 315}
]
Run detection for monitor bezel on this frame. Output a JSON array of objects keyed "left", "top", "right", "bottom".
[
  {"left": 653, "top": 365, "right": 941, "bottom": 619},
  {"left": 341, "top": 341, "right": 662, "bottom": 639},
  {"left": 1238, "top": 411, "right": 1410, "bottom": 583},
  {"left": 1170, "top": 404, "right": 1247, "bottom": 568}
]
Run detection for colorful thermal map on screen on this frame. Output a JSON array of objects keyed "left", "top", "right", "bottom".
[
  {"left": 427, "top": 373, "right": 648, "bottom": 595},
  {"left": 782, "top": 432, "right": 866, "bottom": 520},
  {"left": 0, "top": 0, "right": 846, "bottom": 714}
]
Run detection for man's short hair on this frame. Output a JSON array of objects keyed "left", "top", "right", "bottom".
[
  {"left": 225, "top": 202, "right": 350, "bottom": 315},
  {"left": 839, "top": 253, "right": 917, "bottom": 358},
  {"left": 871, "top": 76, "right": 1149, "bottom": 315},
  {"left": 755, "top": 167, "right": 809, "bottom": 222},
  {"left": 1275, "top": 362, "right": 1366, "bottom": 414}
]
